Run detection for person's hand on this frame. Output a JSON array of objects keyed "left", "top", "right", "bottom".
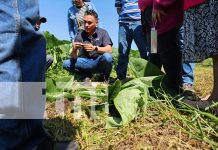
[
  {"left": 73, "top": 42, "right": 82, "bottom": 51},
  {"left": 152, "top": 9, "right": 166, "bottom": 23},
  {"left": 82, "top": 43, "right": 96, "bottom": 52}
]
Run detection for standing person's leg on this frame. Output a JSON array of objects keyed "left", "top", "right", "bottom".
[
  {"left": 182, "top": 55, "right": 218, "bottom": 111},
  {"left": 181, "top": 63, "right": 195, "bottom": 88},
  {"left": 116, "top": 23, "right": 132, "bottom": 80},
  {"left": 132, "top": 21, "right": 149, "bottom": 60},
  {"left": 208, "top": 55, "right": 218, "bottom": 101},
  {"left": 178, "top": 25, "right": 195, "bottom": 91},
  {"left": 0, "top": 1, "right": 47, "bottom": 149},
  {"left": 158, "top": 27, "right": 182, "bottom": 92}
]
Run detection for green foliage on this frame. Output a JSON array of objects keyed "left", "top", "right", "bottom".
[
  {"left": 46, "top": 77, "right": 75, "bottom": 102},
  {"left": 108, "top": 80, "right": 122, "bottom": 104},
  {"left": 128, "top": 57, "right": 163, "bottom": 78},
  {"left": 106, "top": 87, "right": 148, "bottom": 128},
  {"left": 44, "top": 31, "right": 71, "bottom": 79},
  {"left": 43, "top": 31, "right": 71, "bottom": 49}
]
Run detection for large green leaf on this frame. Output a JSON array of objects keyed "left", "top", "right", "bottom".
[
  {"left": 114, "top": 88, "right": 142, "bottom": 125},
  {"left": 106, "top": 86, "right": 148, "bottom": 128},
  {"left": 55, "top": 76, "right": 74, "bottom": 91},
  {"left": 46, "top": 77, "right": 75, "bottom": 102},
  {"left": 46, "top": 78, "right": 58, "bottom": 93},
  {"left": 128, "top": 57, "right": 163, "bottom": 78},
  {"left": 108, "top": 80, "right": 122, "bottom": 104},
  {"left": 121, "top": 76, "right": 162, "bottom": 90}
]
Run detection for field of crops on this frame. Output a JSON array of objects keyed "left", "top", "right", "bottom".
[{"left": 44, "top": 32, "right": 218, "bottom": 149}]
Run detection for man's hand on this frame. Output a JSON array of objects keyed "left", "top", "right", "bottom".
[
  {"left": 82, "top": 43, "right": 96, "bottom": 52},
  {"left": 73, "top": 42, "right": 83, "bottom": 51},
  {"left": 152, "top": 9, "right": 166, "bottom": 23},
  {"left": 71, "top": 42, "right": 82, "bottom": 58}
]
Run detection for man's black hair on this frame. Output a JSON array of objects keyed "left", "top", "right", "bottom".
[{"left": 84, "top": 9, "right": 98, "bottom": 19}]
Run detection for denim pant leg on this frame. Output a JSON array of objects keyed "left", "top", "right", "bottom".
[
  {"left": 158, "top": 27, "right": 182, "bottom": 91},
  {"left": 0, "top": 1, "right": 47, "bottom": 149},
  {"left": 63, "top": 58, "right": 77, "bottom": 72},
  {"left": 63, "top": 57, "right": 99, "bottom": 77},
  {"left": 46, "top": 55, "right": 53, "bottom": 70},
  {"left": 178, "top": 25, "right": 195, "bottom": 85},
  {"left": 95, "top": 53, "right": 113, "bottom": 78},
  {"left": 132, "top": 22, "right": 149, "bottom": 60},
  {"left": 116, "top": 23, "right": 132, "bottom": 80},
  {"left": 182, "top": 63, "right": 195, "bottom": 85}
]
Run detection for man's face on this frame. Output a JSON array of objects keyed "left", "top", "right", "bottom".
[
  {"left": 84, "top": 15, "right": 98, "bottom": 34},
  {"left": 35, "top": 20, "right": 41, "bottom": 30},
  {"left": 73, "top": 0, "right": 83, "bottom": 7}
]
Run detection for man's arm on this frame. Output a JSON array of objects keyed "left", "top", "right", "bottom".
[
  {"left": 116, "top": 8, "right": 121, "bottom": 15},
  {"left": 71, "top": 42, "right": 82, "bottom": 59},
  {"left": 95, "top": 45, "right": 112, "bottom": 53},
  {"left": 100, "top": 30, "right": 113, "bottom": 53},
  {"left": 115, "top": 0, "right": 122, "bottom": 15},
  {"left": 71, "top": 35, "right": 83, "bottom": 59},
  {"left": 68, "top": 9, "right": 76, "bottom": 42}
]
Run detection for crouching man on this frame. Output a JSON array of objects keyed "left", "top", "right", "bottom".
[{"left": 63, "top": 10, "right": 113, "bottom": 82}]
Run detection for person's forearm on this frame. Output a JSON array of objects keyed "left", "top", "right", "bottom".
[
  {"left": 116, "top": 7, "right": 121, "bottom": 15},
  {"left": 71, "top": 50, "right": 78, "bottom": 59},
  {"left": 68, "top": 18, "right": 75, "bottom": 41},
  {"left": 96, "top": 45, "right": 112, "bottom": 54}
]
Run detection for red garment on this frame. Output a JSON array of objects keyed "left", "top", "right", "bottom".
[
  {"left": 138, "top": 0, "right": 152, "bottom": 11},
  {"left": 183, "top": 0, "right": 207, "bottom": 10},
  {"left": 138, "top": 0, "right": 183, "bottom": 35}
]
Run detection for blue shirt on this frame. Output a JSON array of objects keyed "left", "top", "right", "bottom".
[
  {"left": 68, "top": 2, "right": 98, "bottom": 41},
  {"left": 115, "top": 0, "right": 141, "bottom": 23}
]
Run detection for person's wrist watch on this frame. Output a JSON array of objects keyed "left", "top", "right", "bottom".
[{"left": 95, "top": 46, "right": 98, "bottom": 52}]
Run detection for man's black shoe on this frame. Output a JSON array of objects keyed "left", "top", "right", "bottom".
[
  {"left": 36, "top": 137, "right": 78, "bottom": 150},
  {"left": 54, "top": 141, "right": 78, "bottom": 150}
]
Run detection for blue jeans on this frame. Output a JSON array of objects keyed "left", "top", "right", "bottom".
[
  {"left": 178, "top": 26, "right": 195, "bottom": 85},
  {"left": 182, "top": 63, "right": 195, "bottom": 85},
  {"left": 116, "top": 21, "right": 149, "bottom": 80},
  {"left": 46, "top": 55, "right": 53, "bottom": 70},
  {"left": 63, "top": 53, "right": 113, "bottom": 79},
  {"left": 0, "top": 1, "right": 46, "bottom": 149}
]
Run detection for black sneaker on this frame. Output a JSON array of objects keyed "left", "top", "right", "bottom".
[
  {"left": 35, "top": 137, "right": 54, "bottom": 150},
  {"left": 36, "top": 137, "right": 78, "bottom": 150},
  {"left": 182, "top": 99, "right": 218, "bottom": 115},
  {"left": 182, "top": 83, "right": 195, "bottom": 93},
  {"left": 53, "top": 141, "right": 78, "bottom": 150}
]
